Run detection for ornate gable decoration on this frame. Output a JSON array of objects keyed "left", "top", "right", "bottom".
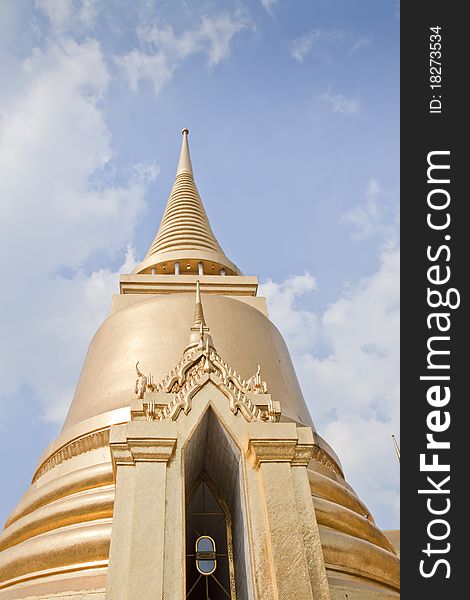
[{"left": 134, "top": 284, "right": 281, "bottom": 424}]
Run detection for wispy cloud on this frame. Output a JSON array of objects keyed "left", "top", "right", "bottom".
[
  {"left": 316, "top": 91, "right": 360, "bottom": 115},
  {"left": 291, "top": 30, "right": 326, "bottom": 63},
  {"left": 31, "top": 245, "right": 138, "bottom": 423},
  {"left": 291, "top": 28, "right": 371, "bottom": 63},
  {"left": 262, "top": 176, "right": 399, "bottom": 527},
  {"left": 260, "top": 0, "right": 278, "bottom": 16},
  {"left": 117, "top": 10, "right": 252, "bottom": 95},
  {"left": 343, "top": 179, "right": 399, "bottom": 240},
  {"left": 262, "top": 273, "right": 318, "bottom": 355},
  {"left": 35, "top": 0, "right": 100, "bottom": 32},
  {"left": 349, "top": 36, "right": 371, "bottom": 55}
]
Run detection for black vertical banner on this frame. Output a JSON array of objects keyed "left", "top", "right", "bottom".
[{"left": 401, "top": 4, "right": 466, "bottom": 599}]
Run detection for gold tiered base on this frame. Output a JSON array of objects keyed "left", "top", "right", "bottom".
[{"left": 0, "top": 408, "right": 398, "bottom": 599}]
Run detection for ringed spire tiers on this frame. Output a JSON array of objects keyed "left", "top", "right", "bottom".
[{"left": 134, "top": 129, "right": 241, "bottom": 276}]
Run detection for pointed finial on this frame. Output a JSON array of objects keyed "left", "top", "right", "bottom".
[
  {"left": 392, "top": 434, "right": 400, "bottom": 463},
  {"left": 193, "top": 280, "right": 206, "bottom": 327},
  {"left": 176, "top": 127, "right": 193, "bottom": 176}
]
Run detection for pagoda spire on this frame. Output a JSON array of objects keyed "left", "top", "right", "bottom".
[{"left": 133, "top": 129, "right": 240, "bottom": 276}]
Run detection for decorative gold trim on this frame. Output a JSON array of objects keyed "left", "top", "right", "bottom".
[
  {"left": 136, "top": 346, "right": 280, "bottom": 424},
  {"left": 247, "top": 439, "right": 298, "bottom": 466},
  {"left": 224, "top": 498, "right": 237, "bottom": 600},
  {"left": 32, "top": 429, "right": 110, "bottom": 483},
  {"left": 119, "top": 274, "right": 258, "bottom": 296},
  {"left": 135, "top": 280, "right": 280, "bottom": 426},
  {"left": 109, "top": 435, "right": 177, "bottom": 471},
  {"left": 195, "top": 535, "right": 217, "bottom": 576},
  {"left": 311, "top": 445, "right": 343, "bottom": 478},
  {"left": 323, "top": 562, "right": 400, "bottom": 591},
  {"left": 0, "top": 560, "right": 108, "bottom": 591}
]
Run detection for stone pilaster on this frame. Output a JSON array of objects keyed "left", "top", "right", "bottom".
[
  {"left": 291, "top": 428, "right": 331, "bottom": 600},
  {"left": 246, "top": 423, "right": 331, "bottom": 600},
  {"left": 106, "top": 421, "right": 177, "bottom": 600}
]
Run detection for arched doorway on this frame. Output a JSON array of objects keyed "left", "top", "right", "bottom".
[{"left": 183, "top": 407, "right": 253, "bottom": 598}]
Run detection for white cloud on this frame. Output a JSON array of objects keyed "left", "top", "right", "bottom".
[
  {"left": 117, "top": 10, "right": 251, "bottom": 94},
  {"left": 291, "top": 31, "right": 321, "bottom": 63},
  {"left": 291, "top": 28, "right": 371, "bottom": 63},
  {"left": 262, "top": 273, "right": 318, "bottom": 355},
  {"left": 260, "top": 0, "right": 278, "bottom": 16},
  {"left": 0, "top": 37, "right": 156, "bottom": 421},
  {"left": 343, "top": 178, "right": 398, "bottom": 240},
  {"left": 316, "top": 91, "right": 360, "bottom": 115},
  {"left": 0, "top": 38, "right": 154, "bottom": 271},
  {"left": 0, "top": 245, "right": 138, "bottom": 423},
  {"left": 263, "top": 244, "right": 400, "bottom": 528},
  {"left": 32, "top": 245, "right": 138, "bottom": 422},
  {"left": 35, "top": 0, "right": 100, "bottom": 32},
  {"left": 201, "top": 12, "right": 250, "bottom": 66}
]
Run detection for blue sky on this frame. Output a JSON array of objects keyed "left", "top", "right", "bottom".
[{"left": 0, "top": 0, "right": 399, "bottom": 529}]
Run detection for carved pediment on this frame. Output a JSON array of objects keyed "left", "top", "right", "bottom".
[{"left": 135, "top": 342, "right": 280, "bottom": 423}]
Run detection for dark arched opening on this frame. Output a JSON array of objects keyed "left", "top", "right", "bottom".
[
  {"left": 183, "top": 408, "right": 252, "bottom": 599},
  {"left": 186, "top": 473, "right": 235, "bottom": 598}
]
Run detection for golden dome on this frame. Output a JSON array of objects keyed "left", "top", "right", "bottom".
[{"left": 63, "top": 292, "right": 314, "bottom": 432}]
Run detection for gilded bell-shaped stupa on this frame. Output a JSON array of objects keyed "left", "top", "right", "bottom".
[{"left": 0, "top": 130, "right": 399, "bottom": 599}]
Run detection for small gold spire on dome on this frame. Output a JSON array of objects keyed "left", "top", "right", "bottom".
[
  {"left": 133, "top": 129, "right": 241, "bottom": 276},
  {"left": 186, "top": 281, "right": 213, "bottom": 352},
  {"left": 193, "top": 280, "right": 206, "bottom": 328}
]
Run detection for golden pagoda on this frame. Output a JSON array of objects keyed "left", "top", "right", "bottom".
[{"left": 0, "top": 130, "right": 400, "bottom": 599}]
